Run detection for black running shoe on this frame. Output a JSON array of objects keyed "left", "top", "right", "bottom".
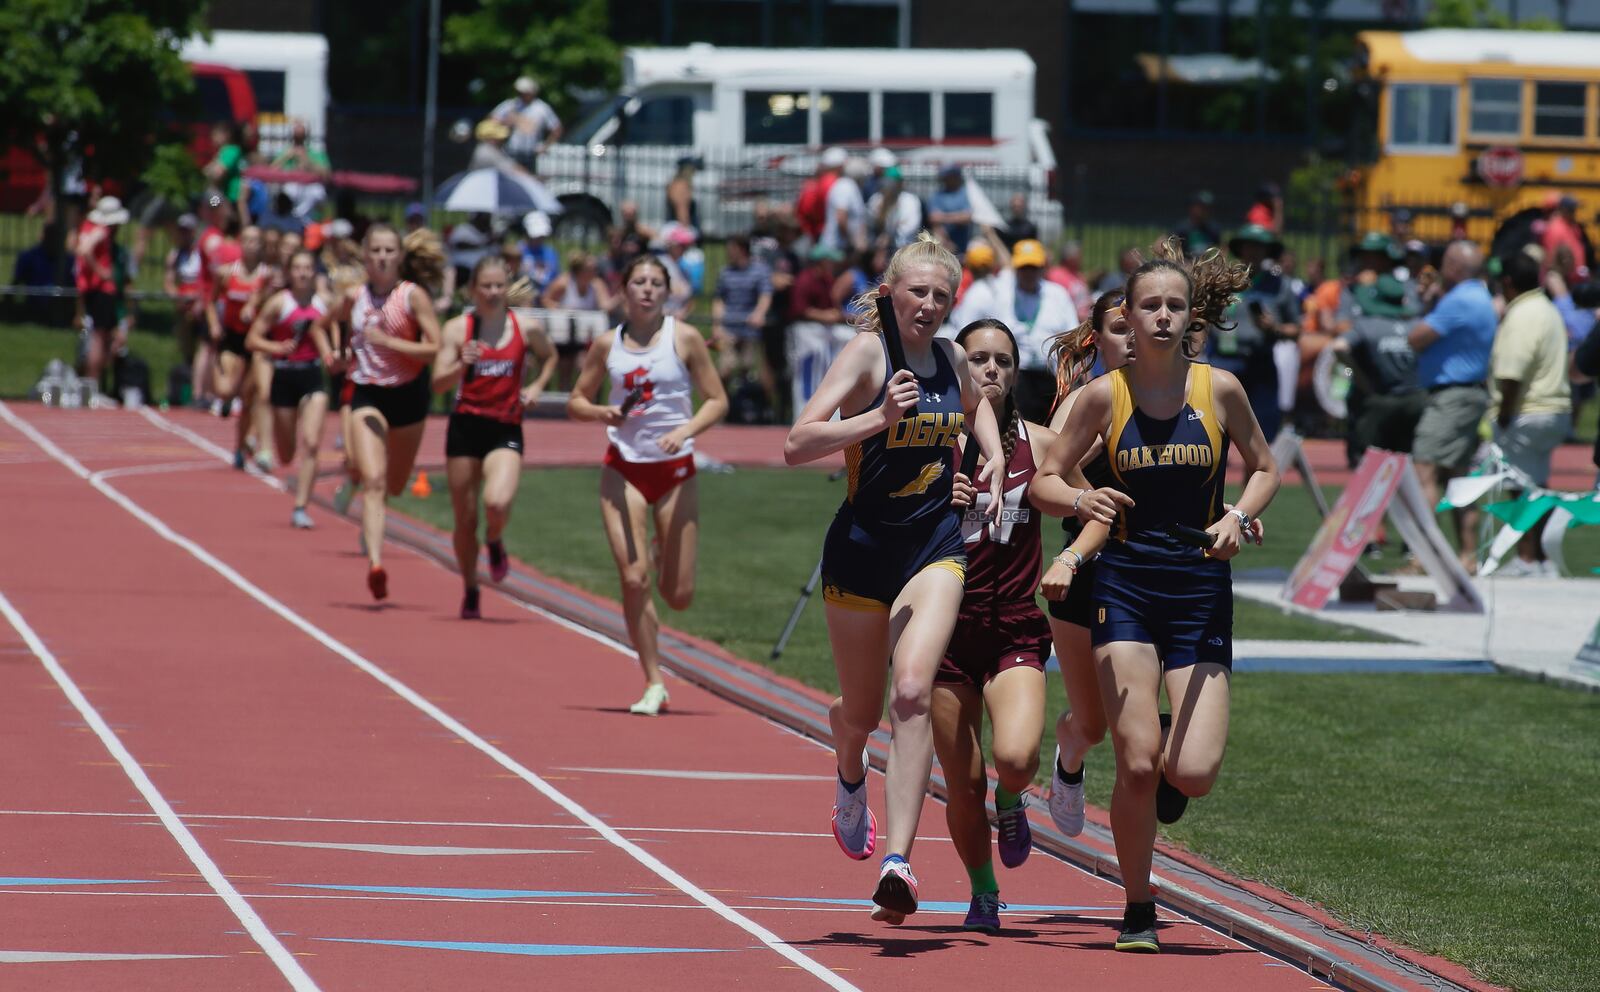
[
  {"left": 1115, "top": 902, "right": 1160, "bottom": 952},
  {"left": 1156, "top": 712, "right": 1189, "bottom": 825}
]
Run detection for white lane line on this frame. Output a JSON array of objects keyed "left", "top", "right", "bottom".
[
  {"left": 228, "top": 840, "right": 584, "bottom": 857},
  {"left": 6, "top": 403, "right": 860, "bottom": 992},
  {"left": 558, "top": 767, "right": 835, "bottom": 782},
  {"left": 0, "top": 950, "right": 225, "bottom": 964},
  {"left": 94, "top": 461, "right": 224, "bottom": 481},
  {"left": 0, "top": 589, "right": 317, "bottom": 991}
]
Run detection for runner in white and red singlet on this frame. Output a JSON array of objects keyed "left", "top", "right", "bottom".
[
  {"left": 433, "top": 255, "right": 556, "bottom": 620},
  {"left": 313, "top": 224, "right": 444, "bottom": 601},
  {"left": 928, "top": 317, "right": 1057, "bottom": 934},
  {"left": 209, "top": 225, "right": 271, "bottom": 468},
  {"left": 566, "top": 254, "right": 728, "bottom": 715},
  {"left": 246, "top": 249, "right": 331, "bottom": 531}
]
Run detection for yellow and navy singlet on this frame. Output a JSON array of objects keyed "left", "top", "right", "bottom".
[
  {"left": 1104, "top": 363, "right": 1228, "bottom": 563},
  {"left": 842, "top": 335, "right": 966, "bottom": 529}
]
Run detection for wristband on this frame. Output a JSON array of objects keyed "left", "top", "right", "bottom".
[
  {"left": 1056, "top": 548, "right": 1085, "bottom": 571},
  {"left": 1071, "top": 489, "right": 1086, "bottom": 515}
]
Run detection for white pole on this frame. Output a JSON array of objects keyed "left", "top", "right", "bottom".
[{"left": 422, "top": 0, "right": 441, "bottom": 207}]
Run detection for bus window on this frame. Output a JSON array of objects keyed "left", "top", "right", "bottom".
[
  {"left": 245, "top": 69, "right": 286, "bottom": 114},
  {"left": 1468, "top": 79, "right": 1522, "bottom": 139},
  {"left": 746, "top": 90, "right": 810, "bottom": 144},
  {"left": 944, "top": 93, "right": 993, "bottom": 140},
  {"left": 820, "top": 92, "right": 869, "bottom": 144},
  {"left": 1533, "top": 82, "right": 1586, "bottom": 139},
  {"left": 882, "top": 92, "right": 931, "bottom": 142},
  {"left": 628, "top": 95, "right": 695, "bottom": 145},
  {"left": 1389, "top": 83, "right": 1456, "bottom": 151}
]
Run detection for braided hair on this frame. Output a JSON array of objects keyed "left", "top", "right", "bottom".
[{"left": 954, "top": 318, "right": 1021, "bottom": 465}]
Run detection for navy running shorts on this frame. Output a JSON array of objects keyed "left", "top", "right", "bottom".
[
  {"left": 1091, "top": 553, "right": 1232, "bottom": 671},
  {"left": 820, "top": 506, "right": 966, "bottom": 612}
]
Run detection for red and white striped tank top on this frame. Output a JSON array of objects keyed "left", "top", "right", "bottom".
[
  {"left": 270, "top": 292, "right": 328, "bottom": 365},
  {"left": 453, "top": 310, "right": 527, "bottom": 425},
  {"left": 349, "top": 280, "right": 422, "bottom": 386}
]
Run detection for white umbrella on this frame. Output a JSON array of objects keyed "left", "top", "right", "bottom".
[{"left": 434, "top": 168, "right": 563, "bottom": 215}]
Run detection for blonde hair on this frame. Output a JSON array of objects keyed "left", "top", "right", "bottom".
[
  {"left": 848, "top": 231, "right": 961, "bottom": 335},
  {"left": 400, "top": 227, "right": 447, "bottom": 292}
]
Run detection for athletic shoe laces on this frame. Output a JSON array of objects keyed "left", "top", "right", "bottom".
[
  {"left": 973, "top": 892, "right": 1004, "bottom": 915},
  {"left": 995, "top": 798, "right": 1027, "bottom": 842}
]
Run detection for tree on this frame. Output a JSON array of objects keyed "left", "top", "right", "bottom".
[
  {"left": 1426, "top": 0, "right": 1560, "bottom": 29},
  {"left": 0, "top": 0, "right": 209, "bottom": 220},
  {"left": 444, "top": 0, "right": 620, "bottom": 122}
]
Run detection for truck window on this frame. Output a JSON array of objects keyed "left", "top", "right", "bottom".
[
  {"left": 943, "top": 93, "right": 993, "bottom": 140},
  {"left": 821, "top": 92, "right": 869, "bottom": 144},
  {"left": 195, "top": 74, "right": 236, "bottom": 122},
  {"left": 882, "top": 92, "right": 931, "bottom": 142},
  {"left": 1533, "top": 82, "right": 1586, "bottom": 139},
  {"left": 1468, "top": 79, "right": 1521, "bottom": 138},
  {"left": 629, "top": 95, "right": 695, "bottom": 145},
  {"left": 245, "top": 69, "right": 287, "bottom": 115},
  {"left": 745, "top": 90, "right": 810, "bottom": 144},
  {"left": 1388, "top": 83, "right": 1455, "bottom": 150}
]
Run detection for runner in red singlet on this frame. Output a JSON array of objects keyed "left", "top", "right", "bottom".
[
  {"left": 246, "top": 249, "right": 330, "bottom": 530},
  {"left": 433, "top": 256, "right": 556, "bottom": 619},
  {"left": 210, "top": 225, "right": 271, "bottom": 468},
  {"left": 929, "top": 318, "right": 1056, "bottom": 934}
]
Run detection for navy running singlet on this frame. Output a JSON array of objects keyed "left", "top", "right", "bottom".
[
  {"left": 1105, "top": 363, "right": 1229, "bottom": 563},
  {"left": 843, "top": 335, "right": 966, "bottom": 530}
]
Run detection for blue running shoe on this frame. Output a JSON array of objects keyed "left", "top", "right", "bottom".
[
  {"left": 995, "top": 794, "right": 1032, "bottom": 868},
  {"left": 962, "top": 891, "right": 1003, "bottom": 934}
]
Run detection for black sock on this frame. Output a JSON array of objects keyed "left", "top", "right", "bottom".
[
  {"left": 839, "top": 772, "right": 865, "bottom": 792},
  {"left": 1056, "top": 758, "right": 1084, "bottom": 785},
  {"left": 1124, "top": 901, "right": 1157, "bottom": 928}
]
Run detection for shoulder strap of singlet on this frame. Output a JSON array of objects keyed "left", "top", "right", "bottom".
[
  {"left": 1107, "top": 368, "right": 1133, "bottom": 484},
  {"left": 1189, "top": 363, "right": 1225, "bottom": 483}
]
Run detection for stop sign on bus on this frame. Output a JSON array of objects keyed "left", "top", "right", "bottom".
[{"left": 1477, "top": 146, "right": 1525, "bottom": 189}]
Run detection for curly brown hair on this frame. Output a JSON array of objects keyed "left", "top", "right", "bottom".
[{"left": 1124, "top": 236, "right": 1250, "bottom": 359}]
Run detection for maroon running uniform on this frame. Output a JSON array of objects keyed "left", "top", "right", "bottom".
[
  {"left": 936, "top": 420, "right": 1052, "bottom": 688},
  {"left": 445, "top": 311, "right": 529, "bottom": 461}
]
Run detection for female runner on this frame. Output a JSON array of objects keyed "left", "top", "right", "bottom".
[
  {"left": 246, "top": 249, "right": 329, "bottom": 529},
  {"left": 314, "top": 225, "right": 445, "bottom": 600},
  {"left": 209, "top": 224, "right": 271, "bottom": 468},
  {"left": 434, "top": 255, "right": 556, "bottom": 619},
  {"left": 566, "top": 255, "right": 728, "bottom": 715},
  {"left": 930, "top": 318, "right": 1053, "bottom": 934},
  {"left": 1033, "top": 241, "right": 1278, "bottom": 953},
  {"left": 784, "top": 233, "right": 1003, "bottom": 924}
]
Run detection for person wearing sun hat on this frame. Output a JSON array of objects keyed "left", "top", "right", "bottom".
[
  {"left": 75, "top": 194, "right": 131, "bottom": 386},
  {"left": 469, "top": 117, "right": 525, "bottom": 176},
  {"left": 1214, "top": 223, "right": 1299, "bottom": 441},
  {"left": 491, "top": 75, "right": 562, "bottom": 171}
]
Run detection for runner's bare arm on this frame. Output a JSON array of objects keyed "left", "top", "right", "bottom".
[
  {"left": 431, "top": 315, "right": 469, "bottom": 393},
  {"left": 310, "top": 286, "right": 357, "bottom": 369},
  {"left": 1032, "top": 378, "right": 1132, "bottom": 523},
  {"left": 657, "top": 323, "right": 729, "bottom": 455},
  {"left": 244, "top": 292, "right": 288, "bottom": 357},
  {"left": 365, "top": 285, "right": 442, "bottom": 362},
  {"left": 784, "top": 333, "right": 904, "bottom": 465}
]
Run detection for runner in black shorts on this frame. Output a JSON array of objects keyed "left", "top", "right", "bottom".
[
  {"left": 246, "top": 249, "right": 330, "bottom": 529},
  {"left": 433, "top": 255, "right": 555, "bottom": 619},
  {"left": 1033, "top": 238, "right": 1278, "bottom": 953},
  {"left": 928, "top": 319, "right": 1056, "bottom": 935}
]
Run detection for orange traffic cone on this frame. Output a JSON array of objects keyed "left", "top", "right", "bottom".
[{"left": 410, "top": 471, "right": 432, "bottom": 498}]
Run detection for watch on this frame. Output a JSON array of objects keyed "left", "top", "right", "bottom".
[{"left": 1229, "top": 509, "right": 1251, "bottom": 529}]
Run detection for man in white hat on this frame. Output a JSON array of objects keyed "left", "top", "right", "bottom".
[
  {"left": 520, "top": 210, "right": 559, "bottom": 297},
  {"left": 491, "top": 75, "right": 562, "bottom": 172},
  {"left": 76, "top": 194, "right": 132, "bottom": 387}
]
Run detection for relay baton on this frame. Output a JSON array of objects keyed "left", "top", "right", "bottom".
[
  {"left": 619, "top": 384, "right": 645, "bottom": 417},
  {"left": 958, "top": 430, "right": 981, "bottom": 481},
  {"left": 1165, "top": 522, "right": 1218, "bottom": 550},
  {"left": 875, "top": 293, "right": 908, "bottom": 374}
]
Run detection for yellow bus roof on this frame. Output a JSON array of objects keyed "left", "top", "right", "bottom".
[{"left": 1360, "top": 29, "right": 1600, "bottom": 76}]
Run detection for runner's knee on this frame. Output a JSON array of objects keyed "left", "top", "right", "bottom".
[
  {"left": 991, "top": 748, "right": 1039, "bottom": 792},
  {"left": 1117, "top": 749, "right": 1161, "bottom": 793},
  {"left": 888, "top": 677, "right": 931, "bottom": 723},
  {"left": 619, "top": 566, "right": 651, "bottom": 598},
  {"left": 659, "top": 577, "right": 694, "bottom": 612}
]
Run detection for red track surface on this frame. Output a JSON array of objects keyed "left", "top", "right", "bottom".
[{"left": 0, "top": 403, "right": 1377, "bottom": 990}]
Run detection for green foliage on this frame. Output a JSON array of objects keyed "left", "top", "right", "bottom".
[
  {"left": 444, "top": 0, "right": 621, "bottom": 121},
  {"left": 140, "top": 141, "right": 205, "bottom": 207},
  {"left": 1285, "top": 154, "right": 1346, "bottom": 229},
  {"left": 0, "top": 0, "right": 208, "bottom": 190},
  {"left": 1425, "top": 0, "right": 1561, "bottom": 29}
]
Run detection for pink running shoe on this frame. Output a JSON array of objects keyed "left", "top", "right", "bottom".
[
  {"left": 487, "top": 539, "right": 509, "bottom": 583},
  {"left": 831, "top": 768, "right": 876, "bottom": 861}
]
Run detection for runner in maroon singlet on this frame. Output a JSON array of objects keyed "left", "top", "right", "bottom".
[
  {"left": 434, "top": 256, "right": 556, "bottom": 619},
  {"left": 930, "top": 318, "right": 1056, "bottom": 934}
]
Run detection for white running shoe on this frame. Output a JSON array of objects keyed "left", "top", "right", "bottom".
[
  {"left": 1048, "top": 746, "right": 1086, "bottom": 837},
  {"left": 831, "top": 751, "right": 876, "bottom": 861},
  {"left": 629, "top": 683, "right": 669, "bottom": 716},
  {"left": 870, "top": 858, "right": 918, "bottom": 923},
  {"left": 291, "top": 507, "right": 314, "bottom": 530}
]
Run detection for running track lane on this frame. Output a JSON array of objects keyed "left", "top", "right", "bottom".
[{"left": 1, "top": 403, "right": 1332, "bottom": 991}]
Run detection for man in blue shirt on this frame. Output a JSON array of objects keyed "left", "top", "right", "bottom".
[
  {"left": 1408, "top": 240, "right": 1498, "bottom": 572},
  {"left": 927, "top": 165, "right": 972, "bottom": 254}
]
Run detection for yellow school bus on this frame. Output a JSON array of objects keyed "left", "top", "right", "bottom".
[{"left": 1353, "top": 29, "right": 1600, "bottom": 244}]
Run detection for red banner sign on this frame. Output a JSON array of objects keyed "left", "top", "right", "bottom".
[{"left": 1284, "top": 450, "right": 1408, "bottom": 610}]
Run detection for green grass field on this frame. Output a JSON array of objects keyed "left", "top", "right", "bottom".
[
  {"left": 0, "top": 319, "right": 183, "bottom": 401},
  {"left": 395, "top": 465, "right": 1600, "bottom": 992}
]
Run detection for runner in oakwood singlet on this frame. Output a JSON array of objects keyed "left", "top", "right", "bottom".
[
  {"left": 1032, "top": 239, "right": 1279, "bottom": 953},
  {"left": 433, "top": 255, "right": 556, "bottom": 620}
]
